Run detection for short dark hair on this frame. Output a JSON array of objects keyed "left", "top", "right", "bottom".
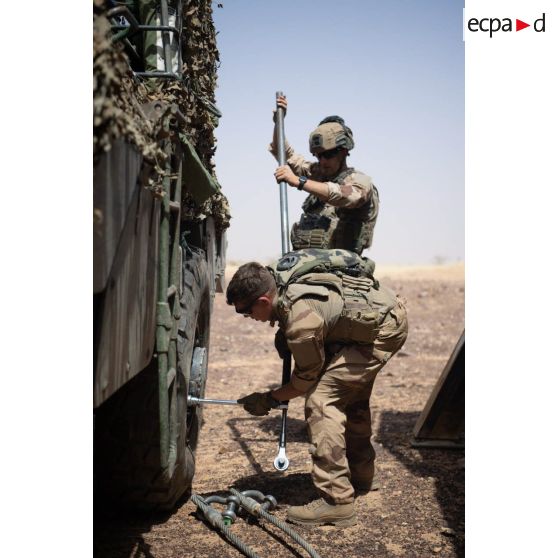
[{"left": 226, "top": 262, "right": 276, "bottom": 306}]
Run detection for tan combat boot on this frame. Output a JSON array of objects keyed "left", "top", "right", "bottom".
[{"left": 286, "top": 498, "right": 356, "bottom": 527}]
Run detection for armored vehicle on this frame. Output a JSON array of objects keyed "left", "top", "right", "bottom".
[{"left": 93, "top": 0, "right": 229, "bottom": 510}]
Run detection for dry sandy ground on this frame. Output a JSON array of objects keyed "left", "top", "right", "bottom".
[{"left": 95, "top": 263, "right": 465, "bottom": 558}]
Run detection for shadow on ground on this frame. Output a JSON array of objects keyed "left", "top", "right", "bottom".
[
  {"left": 93, "top": 497, "right": 187, "bottom": 558},
  {"left": 375, "top": 410, "right": 465, "bottom": 557},
  {"left": 226, "top": 415, "right": 308, "bottom": 477}
]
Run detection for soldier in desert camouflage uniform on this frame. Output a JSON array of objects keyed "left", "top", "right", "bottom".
[
  {"left": 270, "top": 96, "right": 379, "bottom": 255},
  {"left": 227, "top": 249, "right": 408, "bottom": 527}
]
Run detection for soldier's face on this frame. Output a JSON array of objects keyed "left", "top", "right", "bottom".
[
  {"left": 316, "top": 148, "right": 346, "bottom": 177},
  {"left": 235, "top": 296, "right": 273, "bottom": 323}
]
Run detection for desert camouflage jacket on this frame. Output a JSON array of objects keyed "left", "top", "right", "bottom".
[
  {"left": 270, "top": 139, "right": 379, "bottom": 253},
  {"left": 269, "top": 139, "right": 377, "bottom": 210},
  {"left": 271, "top": 279, "right": 398, "bottom": 392}
]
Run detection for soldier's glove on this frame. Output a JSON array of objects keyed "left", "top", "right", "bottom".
[
  {"left": 238, "top": 391, "right": 280, "bottom": 416},
  {"left": 274, "top": 330, "right": 290, "bottom": 359}
]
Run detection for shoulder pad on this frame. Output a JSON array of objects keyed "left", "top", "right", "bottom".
[
  {"left": 285, "top": 283, "right": 330, "bottom": 305},
  {"left": 348, "top": 171, "right": 372, "bottom": 188}
]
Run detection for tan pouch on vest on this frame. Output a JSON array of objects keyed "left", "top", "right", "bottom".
[
  {"left": 328, "top": 274, "right": 380, "bottom": 343},
  {"left": 330, "top": 307, "right": 381, "bottom": 344}
]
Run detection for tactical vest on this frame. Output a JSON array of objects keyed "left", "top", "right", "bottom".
[
  {"left": 268, "top": 249, "right": 396, "bottom": 345},
  {"left": 290, "top": 168, "right": 378, "bottom": 255}
]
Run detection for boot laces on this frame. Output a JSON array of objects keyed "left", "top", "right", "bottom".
[{"left": 305, "top": 498, "right": 327, "bottom": 510}]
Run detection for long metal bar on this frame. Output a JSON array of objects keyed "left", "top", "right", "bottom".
[
  {"left": 275, "top": 91, "right": 290, "bottom": 255},
  {"left": 175, "top": 0, "right": 184, "bottom": 77},
  {"left": 188, "top": 396, "right": 240, "bottom": 406},
  {"left": 160, "top": 0, "right": 173, "bottom": 75},
  {"left": 156, "top": 117, "right": 182, "bottom": 475},
  {"left": 166, "top": 154, "right": 183, "bottom": 473},
  {"left": 157, "top": 161, "right": 171, "bottom": 469},
  {"left": 111, "top": 25, "right": 180, "bottom": 35},
  {"left": 274, "top": 91, "right": 291, "bottom": 472},
  {"left": 134, "top": 72, "right": 179, "bottom": 79}
]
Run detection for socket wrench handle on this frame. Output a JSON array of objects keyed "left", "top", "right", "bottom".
[
  {"left": 273, "top": 446, "right": 290, "bottom": 471},
  {"left": 187, "top": 395, "right": 240, "bottom": 406}
]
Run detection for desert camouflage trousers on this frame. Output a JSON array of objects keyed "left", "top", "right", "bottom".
[{"left": 304, "top": 298, "right": 408, "bottom": 504}]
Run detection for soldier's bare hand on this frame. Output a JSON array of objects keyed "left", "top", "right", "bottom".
[
  {"left": 272, "top": 95, "right": 288, "bottom": 122},
  {"left": 274, "top": 165, "right": 297, "bottom": 187}
]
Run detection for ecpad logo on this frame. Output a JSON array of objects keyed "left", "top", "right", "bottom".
[{"left": 468, "top": 13, "right": 546, "bottom": 38}]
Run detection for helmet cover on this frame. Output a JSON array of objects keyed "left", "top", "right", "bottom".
[{"left": 309, "top": 116, "right": 354, "bottom": 153}]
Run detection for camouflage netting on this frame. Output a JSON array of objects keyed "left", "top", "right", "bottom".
[
  {"left": 93, "top": 0, "right": 230, "bottom": 231},
  {"left": 93, "top": 1, "right": 167, "bottom": 195},
  {"left": 181, "top": 190, "right": 231, "bottom": 233},
  {"left": 179, "top": 0, "right": 230, "bottom": 232}
]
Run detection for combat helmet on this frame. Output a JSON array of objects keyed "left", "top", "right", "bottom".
[{"left": 308, "top": 115, "right": 355, "bottom": 154}]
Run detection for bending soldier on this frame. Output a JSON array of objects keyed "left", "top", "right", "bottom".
[
  {"left": 270, "top": 96, "right": 380, "bottom": 255},
  {"left": 228, "top": 249, "right": 408, "bottom": 527}
]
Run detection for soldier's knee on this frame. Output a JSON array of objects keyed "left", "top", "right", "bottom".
[
  {"left": 312, "top": 438, "right": 346, "bottom": 465},
  {"left": 304, "top": 393, "right": 324, "bottom": 422}
]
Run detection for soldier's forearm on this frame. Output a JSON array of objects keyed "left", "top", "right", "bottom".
[
  {"left": 270, "top": 383, "right": 305, "bottom": 402},
  {"left": 283, "top": 174, "right": 328, "bottom": 200},
  {"left": 299, "top": 179, "right": 329, "bottom": 201}
]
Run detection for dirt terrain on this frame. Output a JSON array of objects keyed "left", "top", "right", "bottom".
[{"left": 94, "top": 263, "right": 465, "bottom": 558}]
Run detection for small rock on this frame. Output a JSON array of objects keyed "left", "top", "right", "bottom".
[{"left": 433, "top": 547, "right": 442, "bottom": 553}]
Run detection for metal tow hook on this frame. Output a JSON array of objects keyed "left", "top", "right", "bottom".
[{"left": 203, "top": 490, "right": 277, "bottom": 526}]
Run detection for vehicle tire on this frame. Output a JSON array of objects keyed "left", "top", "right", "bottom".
[
  {"left": 94, "top": 246, "right": 211, "bottom": 511},
  {"left": 178, "top": 246, "right": 211, "bottom": 452}
]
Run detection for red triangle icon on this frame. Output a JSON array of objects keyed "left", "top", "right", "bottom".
[{"left": 516, "top": 19, "right": 530, "bottom": 31}]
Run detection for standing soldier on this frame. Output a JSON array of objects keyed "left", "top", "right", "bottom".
[
  {"left": 270, "top": 96, "right": 379, "bottom": 255},
  {"left": 227, "top": 249, "right": 408, "bottom": 527}
]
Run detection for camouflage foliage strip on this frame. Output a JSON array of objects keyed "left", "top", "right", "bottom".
[
  {"left": 93, "top": 0, "right": 230, "bottom": 228},
  {"left": 93, "top": 1, "right": 167, "bottom": 194}
]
